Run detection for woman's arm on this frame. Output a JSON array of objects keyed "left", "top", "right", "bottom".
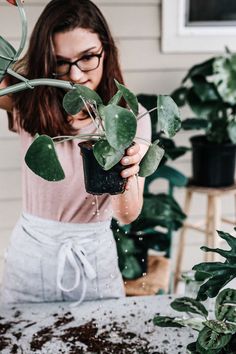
[
  {"left": 0, "top": 78, "right": 13, "bottom": 112},
  {"left": 111, "top": 142, "right": 148, "bottom": 224}
]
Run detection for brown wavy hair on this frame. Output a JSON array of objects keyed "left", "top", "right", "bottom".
[{"left": 9, "top": 0, "right": 125, "bottom": 136}]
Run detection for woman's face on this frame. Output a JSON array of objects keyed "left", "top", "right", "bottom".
[{"left": 53, "top": 27, "right": 104, "bottom": 91}]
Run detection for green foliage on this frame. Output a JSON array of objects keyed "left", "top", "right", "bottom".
[
  {"left": 139, "top": 140, "right": 164, "bottom": 177},
  {"left": 170, "top": 297, "right": 208, "bottom": 318},
  {"left": 215, "top": 288, "right": 236, "bottom": 322},
  {"left": 24, "top": 135, "right": 65, "bottom": 181},
  {"left": 153, "top": 229, "right": 236, "bottom": 354},
  {"left": 193, "top": 230, "right": 236, "bottom": 301},
  {"left": 172, "top": 49, "right": 236, "bottom": 144},
  {"left": 0, "top": 36, "right": 16, "bottom": 81}
]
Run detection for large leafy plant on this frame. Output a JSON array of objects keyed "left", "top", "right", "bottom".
[
  {"left": 24, "top": 82, "right": 181, "bottom": 181},
  {"left": 153, "top": 230, "right": 236, "bottom": 353},
  {"left": 172, "top": 48, "right": 236, "bottom": 144}
]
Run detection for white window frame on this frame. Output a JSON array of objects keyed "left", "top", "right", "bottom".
[{"left": 162, "top": 0, "right": 236, "bottom": 53}]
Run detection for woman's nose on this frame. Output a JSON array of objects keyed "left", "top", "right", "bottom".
[{"left": 69, "top": 64, "right": 84, "bottom": 82}]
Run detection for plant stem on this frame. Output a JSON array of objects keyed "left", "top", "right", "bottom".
[
  {"left": 80, "top": 97, "right": 102, "bottom": 133},
  {"left": 135, "top": 136, "right": 152, "bottom": 146},
  {"left": 0, "top": 77, "right": 75, "bottom": 96},
  {"left": 137, "top": 106, "right": 157, "bottom": 120},
  {"left": 15, "top": 0, "right": 27, "bottom": 60},
  {"left": 52, "top": 133, "right": 103, "bottom": 144}
]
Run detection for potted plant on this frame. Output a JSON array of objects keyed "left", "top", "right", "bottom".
[
  {"left": 153, "top": 229, "right": 236, "bottom": 353},
  {"left": 21, "top": 82, "right": 182, "bottom": 195},
  {"left": 172, "top": 49, "right": 236, "bottom": 187}
]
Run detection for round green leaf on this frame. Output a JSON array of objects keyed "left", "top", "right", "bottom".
[
  {"left": 108, "top": 89, "right": 123, "bottom": 105},
  {"left": 114, "top": 79, "right": 139, "bottom": 115},
  {"left": 139, "top": 141, "right": 164, "bottom": 177},
  {"left": 63, "top": 89, "right": 84, "bottom": 115},
  {"left": 103, "top": 104, "right": 137, "bottom": 150},
  {"left": 93, "top": 139, "right": 124, "bottom": 170},
  {"left": 74, "top": 84, "right": 102, "bottom": 104},
  {"left": 24, "top": 135, "right": 65, "bottom": 181},
  {"left": 63, "top": 84, "right": 102, "bottom": 115},
  {"left": 157, "top": 95, "right": 181, "bottom": 137}
]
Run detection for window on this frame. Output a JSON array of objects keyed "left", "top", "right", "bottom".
[{"left": 162, "top": 0, "right": 236, "bottom": 52}]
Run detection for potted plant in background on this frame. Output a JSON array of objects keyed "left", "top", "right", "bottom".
[
  {"left": 172, "top": 49, "right": 236, "bottom": 187},
  {"left": 153, "top": 229, "right": 236, "bottom": 353}
]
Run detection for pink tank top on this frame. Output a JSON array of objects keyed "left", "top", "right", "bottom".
[{"left": 18, "top": 104, "right": 151, "bottom": 223}]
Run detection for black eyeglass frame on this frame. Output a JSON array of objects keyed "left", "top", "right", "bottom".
[{"left": 52, "top": 48, "right": 104, "bottom": 77}]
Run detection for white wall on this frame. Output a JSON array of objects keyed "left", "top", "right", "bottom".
[{"left": 0, "top": 0, "right": 235, "bottom": 280}]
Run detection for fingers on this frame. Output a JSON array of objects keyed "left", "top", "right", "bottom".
[
  {"left": 120, "top": 142, "right": 142, "bottom": 181},
  {"left": 121, "top": 143, "right": 141, "bottom": 167},
  {"left": 121, "top": 163, "right": 140, "bottom": 178}
]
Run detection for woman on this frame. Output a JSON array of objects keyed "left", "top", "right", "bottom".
[{"left": 0, "top": 0, "right": 151, "bottom": 305}]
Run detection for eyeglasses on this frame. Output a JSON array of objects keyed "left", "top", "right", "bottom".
[{"left": 52, "top": 48, "right": 104, "bottom": 77}]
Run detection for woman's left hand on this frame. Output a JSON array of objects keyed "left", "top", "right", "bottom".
[{"left": 120, "top": 142, "right": 142, "bottom": 190}]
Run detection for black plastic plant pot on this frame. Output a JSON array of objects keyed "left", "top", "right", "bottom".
[
  {"left": 78, "top": 141, "right": 127, "bottom": 195},
  {"left": 190, "top": 135, "right": 236, "bottom": 187}
]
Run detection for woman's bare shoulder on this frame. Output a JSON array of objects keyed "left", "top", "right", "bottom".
[{"left": 0, "top": 78, "right": 13, "bottom": 112}]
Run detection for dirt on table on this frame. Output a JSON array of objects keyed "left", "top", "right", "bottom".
[{"left": 0, "top": 309, "right": 165, "bottom": 354}]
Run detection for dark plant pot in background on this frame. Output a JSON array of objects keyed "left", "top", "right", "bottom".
[
  {"left": 190, "top": 135, "right": 236, "bottom": 187},
  {"left": 79, "top": 141, "right": 127, "bottom": 195}
]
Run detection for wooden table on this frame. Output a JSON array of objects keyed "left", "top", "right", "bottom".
[{"left": 0, "top": 295, "right": 197, "bottom": 353}]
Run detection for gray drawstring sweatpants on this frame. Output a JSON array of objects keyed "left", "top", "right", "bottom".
[{"left": 0, "top": 213, "right": 125, "bottom": 306}]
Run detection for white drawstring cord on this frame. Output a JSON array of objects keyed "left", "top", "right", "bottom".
[{"left": 57, "top": 240, "right": 96, "bottom": 305}]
